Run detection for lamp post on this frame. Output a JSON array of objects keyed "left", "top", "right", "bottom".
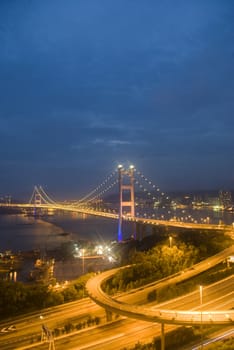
[
  {"left": 169, "top": 236, "right": 172, "bottom": 248},
  {"left": 199, "top": 285, "right": 203, "bottom": 349},
  {"left": 82, "top": 248, "right": 85, "bottom": 274},
  {"left": 40, "top": 315, "right": 55, "bottom": 349}
]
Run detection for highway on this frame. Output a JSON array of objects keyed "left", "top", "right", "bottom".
[
  {"left": 6, "top": 276, "right": 232, "bottom": 350},
  {"left": 0, "top": 298, "right": 103, "bottom": 349},
  {"left": 51, "top": 277, "right": 234, "bottom": 350},
  {"left": 0, "top": 273, "right": 233, "bottom": 350},
  {"left": 86, "top": 245, "right": 234, "bottom": 326}
]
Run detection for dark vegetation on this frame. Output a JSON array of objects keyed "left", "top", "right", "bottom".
[
  {"left": 104, "top": 243, "right": 199, "bottom": 294},
  {"left": 117, "top": 226, "right": 232, "bottom": 265},
  {"left": 103, "top": 228, "right": 232, "bottom": 295},
  {"left": 148, "top": 262, "right": 234, "bottom": 303},
  {"left": 0, "top": 274, "right": 91, "bottom": 320},
  {"left": 204, "top": 338, "right": 234, "bottom": 349}
]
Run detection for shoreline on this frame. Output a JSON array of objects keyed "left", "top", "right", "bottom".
[{"left": 0, "top": 214, "right": 71, "bottom": 253}]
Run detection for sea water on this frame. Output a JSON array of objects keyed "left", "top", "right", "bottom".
[{"left": 0, "top": 213, "right": 122, "bottom": 253}]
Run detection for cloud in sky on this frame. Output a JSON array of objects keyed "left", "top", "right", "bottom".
[{"left": 0, "top": 0, "right": 234, "bottom": 198}]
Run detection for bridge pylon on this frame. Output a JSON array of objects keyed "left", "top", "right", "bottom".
[
  {"left": 30, "top": 186, "right": 43, "bottom": 216},
  {"left": 34, "top": 193, "right": 42, "bottom": 206},
  {"left": 117, "top": 165, "right": 135, "bottom": 241},
  {"left": 29, "top": 186, "right": 42, "bottom": 206}
]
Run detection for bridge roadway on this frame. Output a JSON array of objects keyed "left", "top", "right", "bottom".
[
  {"left": 3, "top": 203, "right": 234, "bottom": 232},
  {"left": 86, "top": 245, "right": 234, "bottom": 327}
]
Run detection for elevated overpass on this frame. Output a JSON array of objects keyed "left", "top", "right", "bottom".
[
  {"left": 86, "top": 263, "right": 234, "bottom": 326},
  {"left": 86, "top": 246, "right": 234, "bottom": 349}
]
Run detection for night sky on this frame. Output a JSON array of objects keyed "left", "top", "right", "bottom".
[{"left": 0, "top": 0, "right": 234, "bottom": 200}]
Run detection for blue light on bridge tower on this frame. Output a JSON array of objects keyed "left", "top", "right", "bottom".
[{"left": 118, "top": 164, "right": 135, "bottom": 242}]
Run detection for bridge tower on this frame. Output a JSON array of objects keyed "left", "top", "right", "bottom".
[
  {"left": 32, "top": 186, "right": 42, "bottom": 216},
  {"left": 34, "top": 194, "right": 42, "bottom": 206},
  {"left": 32, "top": 186, "right": 42, "bottom": 206},
  {"left": 118, "top": 165, "right": 135, "bottom": 241}
]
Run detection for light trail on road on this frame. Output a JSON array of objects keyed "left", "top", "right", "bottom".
[
  {"left": 86, "top": 257, "right": 234, "bottom": 326},
  {"left": 0, "top": 276, "right": 231, "bottom": 350}
]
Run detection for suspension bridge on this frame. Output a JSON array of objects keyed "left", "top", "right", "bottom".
[{"left": 2, "top": 165, "right": 233, "bottom": 240}]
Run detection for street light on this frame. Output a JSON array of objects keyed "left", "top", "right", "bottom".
[
  {"left": 40, "top": 315, "right": 55, "bottom": 349},
  {"left": 169, "top": 236, "right": 172, "bottom": 248},
  {"left": 82, "top": 248, "right": 85, "bottom": 274},
  {"left": 199, "top": 285, "right": 203, "bottom": 349}
]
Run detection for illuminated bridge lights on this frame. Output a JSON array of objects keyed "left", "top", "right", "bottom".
[
  {"left": 4, "top": 164, "right": 234, "bottom": 233},
  {"left": 5, "top": 201, "right": 233, "bottom": 232}
]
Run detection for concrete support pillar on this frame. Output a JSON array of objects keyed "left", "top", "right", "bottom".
[
  {"left": 136, "top": 222, "right": 148, "bottom": 241},
  {"left": 132, "top": 221, "right": 136, "bottom": 240},
  {"left": 105, "top": 309, "right": 113, "bottom": 322},
  {"left": 136, "top": 222, "right": 141, "bottom": 240},
  {"left": 161, "top": 322, "right": 165, "bottom": 350}
]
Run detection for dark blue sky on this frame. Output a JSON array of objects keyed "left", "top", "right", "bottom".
[{"left": 0, "top": 0, "right": 234, "bottom": 200}]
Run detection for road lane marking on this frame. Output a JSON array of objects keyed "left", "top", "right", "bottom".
[{"left": 70, "top": 333, "right": 125, "bottom": 349}]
